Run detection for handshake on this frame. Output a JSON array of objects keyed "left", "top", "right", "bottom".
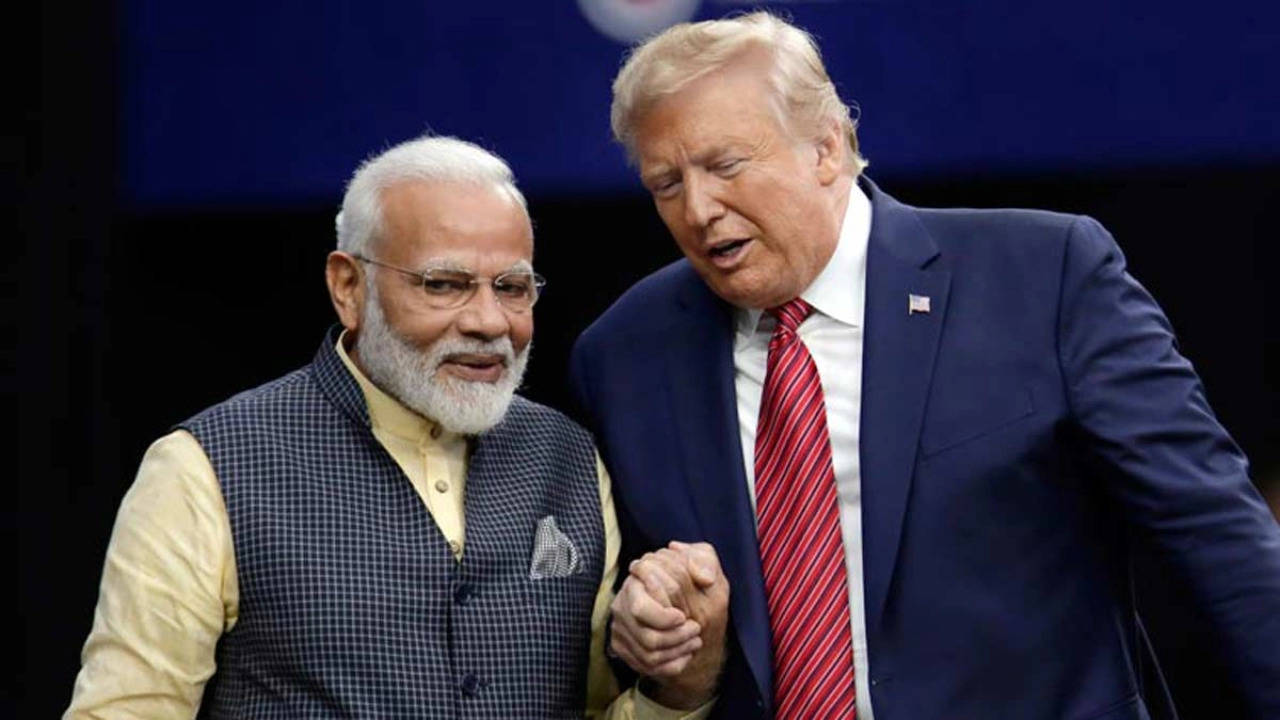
[{"left": 610, "top": 541, "right": 731, "bottom": 710}]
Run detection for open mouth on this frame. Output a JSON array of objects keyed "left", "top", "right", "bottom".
[
  {"left": 709, "top": 238, "right": 750, "bottom": 258},
  {"left": 707, "top": 238, "right": 751, "bottom": 267}
]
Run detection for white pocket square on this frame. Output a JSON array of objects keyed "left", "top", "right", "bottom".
[{"left": 529, "top": 515, "right": 581, "bottom": 580}]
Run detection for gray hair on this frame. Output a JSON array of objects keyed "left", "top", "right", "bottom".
[
  {"left": 336, "top": 135, "right": 528, "bottom": 257},
  {"left": 611, "top": 11, "right": 866, "bottom": 174}
]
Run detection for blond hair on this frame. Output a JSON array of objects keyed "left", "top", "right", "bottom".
[{"left": 611, "top": 11, "right": 866, "bottom": 174}]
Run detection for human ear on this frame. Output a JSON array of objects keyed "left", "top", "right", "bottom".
[
  {"left": 814, "top": 120, "right": 844, "bottom": 186},
  {"left": 325, "top": 251, "right": 364, "bottom": 332}
]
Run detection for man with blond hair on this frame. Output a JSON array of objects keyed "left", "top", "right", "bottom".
[
  {"left": 573, "top": 11, "right": 1280, "bottom": 719},
  {"left": 67, "top": 135, "right": 705, "bottom": 719}
]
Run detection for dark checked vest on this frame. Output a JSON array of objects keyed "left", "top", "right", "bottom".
[{"left": 182, "top": 329, "right": 604, "bottom": 719}]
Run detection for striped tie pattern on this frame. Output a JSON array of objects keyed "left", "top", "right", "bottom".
[{"left": 754, "top": 298, "right": 856, "bottom": 719}]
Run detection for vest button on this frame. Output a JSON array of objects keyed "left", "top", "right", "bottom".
[
  {"left": 460, "top": 673, "right": 481, "bottom": 697},
  {"left": 454, "top": 582, "right": 475, "bottom": 605}
]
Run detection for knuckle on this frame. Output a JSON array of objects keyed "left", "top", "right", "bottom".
[
  {"left": 612, "top": 621, "right": 630, "bottom": 640},
  {"left": 637, "top": 628, "right": 658, "bottom": 648}
]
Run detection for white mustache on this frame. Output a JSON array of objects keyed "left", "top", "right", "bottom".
[{"left": 429, "top": 337, "right": 516, "bottom": 372}]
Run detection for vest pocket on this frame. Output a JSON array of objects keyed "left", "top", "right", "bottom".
[{"left": 525, "top": 572, "right": 598, "bottom": 620}]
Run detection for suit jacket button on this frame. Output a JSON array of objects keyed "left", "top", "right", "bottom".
[
  {"left": 454, "top": 583, "right": 475, "bottom": 605},
  {"left": 460, "top": 673, "right": 481, "bottom": 697}
]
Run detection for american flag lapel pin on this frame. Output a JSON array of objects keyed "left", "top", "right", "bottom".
[{"left": 908, "top": 293, "right": 931, "bottom": 315}]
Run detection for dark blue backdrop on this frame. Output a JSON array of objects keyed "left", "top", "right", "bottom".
[{"left": 122, "top": 0, "right": 1280, "bottom": 206}]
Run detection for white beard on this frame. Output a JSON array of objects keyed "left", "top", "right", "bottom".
[{"left": 355, "top": 288, "right": 529, "bottom": 436}]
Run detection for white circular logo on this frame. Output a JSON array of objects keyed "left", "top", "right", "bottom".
[{"left": 578, "top": 0, "right": 702, "bottom": 44}]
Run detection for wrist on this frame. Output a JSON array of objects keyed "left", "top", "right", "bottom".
[{"left": 640, "top": 675, "right": 715, "bottom": 711}]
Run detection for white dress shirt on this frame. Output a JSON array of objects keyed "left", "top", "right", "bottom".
[{"left": 733, "top": 183, "right": 875, "bottom": 719}]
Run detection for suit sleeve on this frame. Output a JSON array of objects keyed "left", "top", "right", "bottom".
[
  {"left": 569, "top": 334, "right": 601, "bottom": 434},
  {"left": 1056, "top": 215, "right": 1280, "bottom": 715}
]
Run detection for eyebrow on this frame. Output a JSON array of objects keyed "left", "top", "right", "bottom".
[
  {"left": 640, "top": 166, "right": 678, "bottom": 188},
  {"left": 418, "top": 257, "right": 470, "bottom": 273},
  {"left": 693, "top": 146, "right": 737, "bottom": 165},
  {"left": 640, "top": 145, "right": 743, "bottom": 186},
  {"left": 419, "top": 258, "right": 534, "bottom": 274}
]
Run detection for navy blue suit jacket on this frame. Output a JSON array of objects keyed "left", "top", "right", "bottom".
[{"left": 569, "top": 179, "right": 1280, "bottom": 719}]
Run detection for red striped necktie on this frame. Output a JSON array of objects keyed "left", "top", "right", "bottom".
[{"left": 754, "top": 298, "right": 857, "bottom": 719}]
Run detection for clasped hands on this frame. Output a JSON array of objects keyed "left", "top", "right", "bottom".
[{"left": 609, "top": 541, "right": 730, "bottom": 710}]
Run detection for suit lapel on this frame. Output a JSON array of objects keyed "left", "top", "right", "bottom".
[
  {"left": 664, "top": 272, "right": 774, "bottom": 710},
  {"left": 859, "top": 179, "right": 951, "bottom": 630}
]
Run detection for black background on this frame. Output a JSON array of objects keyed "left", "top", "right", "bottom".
[{"left": 13, "top": 3, "right": 1279, "bottom": 718}]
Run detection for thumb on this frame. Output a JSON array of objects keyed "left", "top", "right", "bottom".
[
  {"left": 672, "top": 541, "right": 719, "bottom": 588},
  {"left": 689, "top": 559, "right": 717, "bottom": 588}
]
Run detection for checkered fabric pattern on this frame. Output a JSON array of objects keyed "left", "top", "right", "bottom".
[{"left": 182, "top": 328, "right": 604, "bottom": 719}]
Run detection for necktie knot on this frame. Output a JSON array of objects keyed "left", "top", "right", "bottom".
[{"left": 769, "top": 298, "right": 813, "bottom": 335}]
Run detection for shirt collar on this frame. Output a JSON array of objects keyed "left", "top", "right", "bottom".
[
  {"left": 734, "top": 181, "right": 872, "bottom": 336},
  {"left": 336, "top": 329, "right": 455, "bottom": 444}
]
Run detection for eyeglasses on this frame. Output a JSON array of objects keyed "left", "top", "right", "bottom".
[{"left": 353, "top": 255, "right": 546, "bottom": 312}]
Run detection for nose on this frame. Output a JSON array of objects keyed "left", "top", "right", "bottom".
[
  {"left": 682, "top": 173, "right": 724, "bottom": 228},
  {"left": 453, "top": 284, "right": 512, "bottom": 340}
]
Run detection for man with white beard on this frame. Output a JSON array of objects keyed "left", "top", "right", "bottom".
[{"left": 66, "top": 135, "right": 706, "bottom": 719}]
